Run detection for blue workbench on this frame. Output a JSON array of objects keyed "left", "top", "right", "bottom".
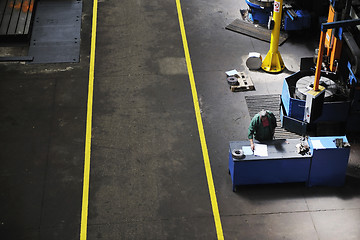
[
  {"left": 229, "top": 139, "right": 312, "bottom": 192},
  {"left": 229, "top": 137, "right": 351, "bottom": 191}
]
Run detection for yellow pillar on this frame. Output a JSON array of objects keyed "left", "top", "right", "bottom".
[{"left": 261, "top": 0, "right": 285, "bottom": 73}]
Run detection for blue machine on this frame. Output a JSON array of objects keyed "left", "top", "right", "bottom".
[
  {"left": 245, "top": 0, "right": 312, "bottom": 30},
  {"left": 280, "top": 70, "right": 351, "bottom": 135},
  {"left": 283, "top": 10, "right": 311, "bottom": 31},
  {"left": 245, "top": 0, "right": 273, "bottom": 25},
  {"left": 279, "top": 3, "right": 360, "bottom": 135}
]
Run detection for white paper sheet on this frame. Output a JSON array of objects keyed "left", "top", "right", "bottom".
[
  {"left": 242, "top": 146, "right": 253, "bottom": 155},
  {"left": 311, "top": 140, "right": 325, "bottom": 149},
  {"left": 254, "top": 143, "right": 268, "bottom": 157},
  {"left": 225, "top": 69, "right": 239, "bottom": 76}
]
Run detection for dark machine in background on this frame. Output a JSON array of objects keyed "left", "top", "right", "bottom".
[
  {"left": 281, "top": 0, "right": 360, "bottom": 137},
  {"left": 244, "top": 0, "right": 329, "bottom": 31}
]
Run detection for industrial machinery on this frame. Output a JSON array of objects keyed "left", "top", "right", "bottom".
[
  {"left": 245, "top": 0, "right": 273, "bottom": 25},
  {"left": 281, "top": 0, "right": 360, "bottom": 136},
  {"left": 244, "top": 0, "right": 314, "bottom": 31},
  {"left": 227, "top": 0, "right": 356, "bottom": 191}
]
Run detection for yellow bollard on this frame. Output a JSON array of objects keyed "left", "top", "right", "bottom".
[{"left": 261, "top": 0, "right": 285, "bottom": 73}]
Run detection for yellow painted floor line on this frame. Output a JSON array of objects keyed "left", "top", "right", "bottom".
[
  {"left": 175, "top": 0, "right": 224, "bottom": 239},
  {"left": 80, "top": 0, "right": 98, "bottom": 239}
]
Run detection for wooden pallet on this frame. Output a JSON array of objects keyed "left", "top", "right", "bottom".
[{"left": 230, "top": 72, "right": 255, "bottom": 92}]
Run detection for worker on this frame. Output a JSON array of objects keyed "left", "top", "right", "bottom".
[{"left": 248, "top": 109, "right": 277, "bottom": 151}]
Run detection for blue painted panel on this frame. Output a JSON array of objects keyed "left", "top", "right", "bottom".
[
  {"left": 308, "top": 136, "right": 350, "bottom": 187},
  {"left": 309, "top": 136, "right": 348, "bottom": 149},
  {"left": 315, "top": 101, "right": 351, "bottom": 122},
  {"left": 282, "top": 74, "right": 306, "bottom": 121},
  {"left": 245, "top": 0, "right": 272, "bottom": 25},
  {"left": 233, "top": 158, "right": 311, "bottom": 185},
  {"left": 228, "top": 140, "right": 312, "bottom": 189},
  {"left": 289, "top": 98, "right": 305, "bottom": 120},
  {"left": 284, "top": 10, "right": 311, "bottom": 31},
  {"left": 281, "top": 79, "right": 290, "bottom": 115},
  {"left": 228, "top": 151, "right": 236, "bottom": 186}
]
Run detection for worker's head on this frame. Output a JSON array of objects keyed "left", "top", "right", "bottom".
[
  {"left": 259, "top": 110, "right": 270, "bottom": 127},
  {"left": 259, "top": 110, "right": 267, "bottom": 119}
]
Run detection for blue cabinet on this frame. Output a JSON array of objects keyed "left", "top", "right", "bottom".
[{"left": 308, "top": 136, "right": 350, "bottom": 187}]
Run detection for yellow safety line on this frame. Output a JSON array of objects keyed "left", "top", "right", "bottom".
[
  {"left": 175, "top": 1, "right": 224, "bottom": 239},
  {"left": 80, "top": 0, "right": 98, "bottom": 239}
]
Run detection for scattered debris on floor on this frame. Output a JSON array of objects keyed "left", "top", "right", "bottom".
[{"left": 226, "top": 70, "right": 255, "bottom": 92}]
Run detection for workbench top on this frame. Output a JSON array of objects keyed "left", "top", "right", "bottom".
[{"left": 229, "top": 139, "right": 311, "bottom": 161}]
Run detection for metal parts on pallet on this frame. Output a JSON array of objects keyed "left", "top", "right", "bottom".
[{"left": 226, "top": 72, "right": 255, "bottom": 92}]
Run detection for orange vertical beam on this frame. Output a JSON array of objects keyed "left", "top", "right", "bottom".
[
  {"left": 325, "top": 5, "right": 335, "bottom": 51},
  {"left": 314, "top": 31, "right": 326, "bottom": 91}
]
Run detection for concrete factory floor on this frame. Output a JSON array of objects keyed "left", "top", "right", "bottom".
[{"left": 1, "top": 0, "right": 360, "bottom": 239}]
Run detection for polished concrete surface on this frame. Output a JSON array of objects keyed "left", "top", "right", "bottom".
[{"left": 0, "top": 0, "right": 360, "bottom": 239}]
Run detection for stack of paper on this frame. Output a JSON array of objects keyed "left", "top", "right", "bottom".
[{"left": 254, "top": 143, "right": 268, "bottom": 157}]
